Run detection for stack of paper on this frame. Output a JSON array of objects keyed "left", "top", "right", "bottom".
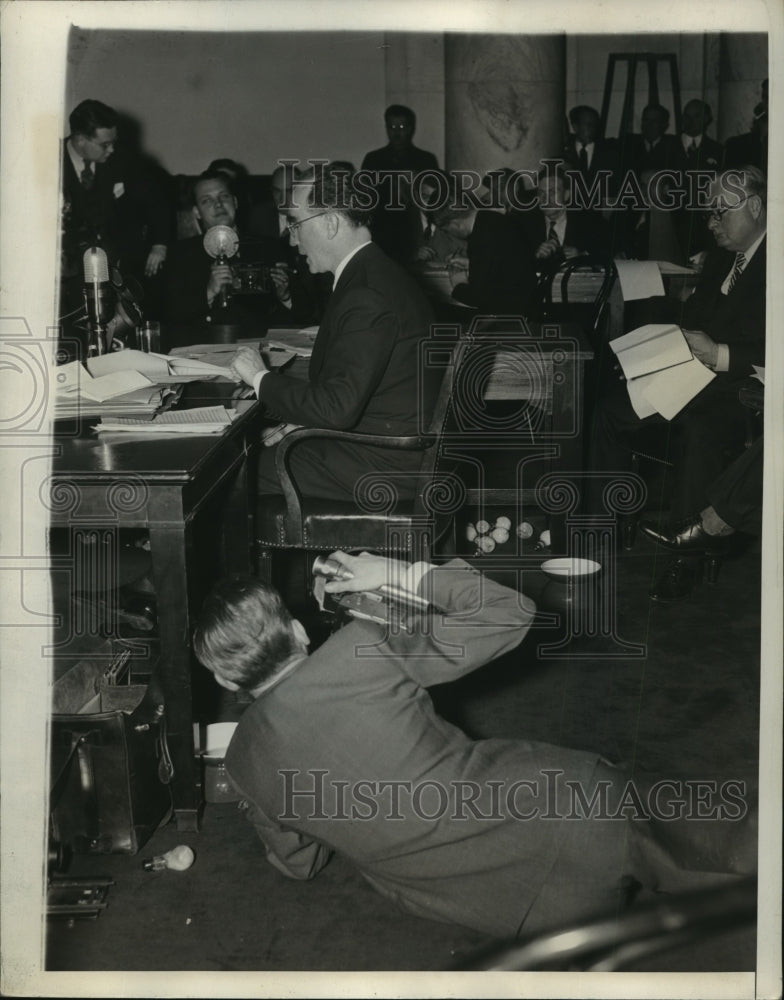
[
  {"left": 264, "top": 326, "right": 319, "bottom": 357},
  {"left": 95, "top": 405, "right": 236, "bottom": 435}
]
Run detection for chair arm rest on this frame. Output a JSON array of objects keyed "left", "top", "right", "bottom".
[{"left": 269, "top": 427, "right": 436, "bottom": 545}]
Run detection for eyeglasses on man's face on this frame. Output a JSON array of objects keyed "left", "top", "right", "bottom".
[
  {"left": 708, "top": 194, "right": 749, "bottom": 222},
  {"left": 286, "top": 211, "right": 328, "bottom": 237}
]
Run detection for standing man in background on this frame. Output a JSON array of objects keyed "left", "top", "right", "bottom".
[{"left": 361, "top": 105, "right": 439, "bottom": 265}]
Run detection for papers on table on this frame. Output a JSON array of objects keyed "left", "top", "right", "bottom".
[
  {"left": 54, "top": 384, "right": 172, "bottom": 419},
  {"left": 614, "top": 260, "right": 665, "bottom": 301},
  {"left": 610, "top": 324, "right": 715, "bottom": 420},
  {"left": 95, "top": 405, "right": 237, "bottom": 435},
  {"left": 752, "top": 365, "right": 765, "bottom": 384},
  {"left": 169, "top": 341, "right": 294, "bottom": 368},
  {"left": 264, "top": 326, "right": 320, "bottom": 357},
  {"left": 87, "top": 349, "right": 237, "bottom": 382}
]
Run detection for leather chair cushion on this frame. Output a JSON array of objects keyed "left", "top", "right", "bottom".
[{"left": 257, "top": 494, "right": 418, "bottom": 549}]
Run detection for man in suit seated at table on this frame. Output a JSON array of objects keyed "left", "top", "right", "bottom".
[
  {"left": 229, "top": 162, "right": 439, "bottom": 502},
  {"left": 430, "top": 190, "right": 539, "bottom": 318},
  {"left": 164, "top": 169, "right": 281, "bottom": 331},
  {"left": 525, "top": 166, "right": 614, "bottom": 265},
  {"left": 194, "top": 550, "right": 756, "bottom": 941},
  {"left": 589, "top": 166, "right": 767, "bottom": 601}
]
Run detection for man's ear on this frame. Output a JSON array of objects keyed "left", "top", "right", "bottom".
[
  {"left": 323, "top": 211, "right": 340, "bottom": 240},
  {"left": 192, "top": 205, "right": 202, "bottom": 226},
  {"left": 292, "top": 619, "right": 310, "bottom": 649},
  {"left": 213, "top": 671, "right": 240, "bottom": 692}
]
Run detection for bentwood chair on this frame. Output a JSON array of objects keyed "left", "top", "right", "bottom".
[{"left": 254, "top": 335, "right": 470, "bottom": 583}]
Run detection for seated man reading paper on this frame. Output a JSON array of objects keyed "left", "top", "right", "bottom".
[{"left": 589, "top": 166, "right": 766, "bottom": 601}]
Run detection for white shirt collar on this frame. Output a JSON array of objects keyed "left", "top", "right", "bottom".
[
  {"left": 333, "top": 240, "right": 372, "bottom": 289},
  {"left": 249, "top": 653, "right": 307, "bottom": 698},
  {"left": 682, "top": 133, "right": 703, "bottom": 151},
  {"left": 66, "top": 138, "right": 92, "bottom": 176}
]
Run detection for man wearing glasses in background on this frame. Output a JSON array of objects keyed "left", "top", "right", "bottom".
[
  {"left": 230, "top": 162, "right": 439, "bottom": 502},
  {"left": 589, "top": 166, "right": 767, "bottom": 601}
]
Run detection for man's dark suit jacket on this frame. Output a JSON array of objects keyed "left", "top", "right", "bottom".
[
  {"left": 522, "top": 207, "right": 613, "bottom": 259},
  {"left": 562, "top": 136, "right": 622, "bottom": 197},
  {"left": 676, "top": 239, "right": 766, "bottom": 376},
  {"left": 673, "top": 134, "right": 724, "bottom": 173},
  {"left": 622, "top": 133, "right": 682, "bottom": 178},
  {"left": 61, "top": 144, "right": 171, "bottom": 277},
  {"left": 361, "top": 144, "right": 439, "bottom": 264},
  {"left": 164, "top": 234, "right": 272, "bottom": 330},
  {"left": 256, "top": 242, "right": 439, "bottom": 499},
  {"left": 723, "top": 131, "right": 767, "bottom": 173},
  {"left": 452, "top": 210, "right": 538, "bottom": 317}
]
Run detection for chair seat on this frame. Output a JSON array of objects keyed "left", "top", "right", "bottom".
[{"left": 257, "top": 494, "right": 421, "bottom": 550}]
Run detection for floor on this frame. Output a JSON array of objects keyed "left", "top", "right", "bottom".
[{"left": 45, "top": 520, "right": 764, "bottom": 975}]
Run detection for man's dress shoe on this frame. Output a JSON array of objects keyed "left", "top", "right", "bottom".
[
  {"left": 649, "top": 558, "right": 700, "bottom": 603},
  {"left": 640, "top": 515, "right": 730, "bottom": 553}
]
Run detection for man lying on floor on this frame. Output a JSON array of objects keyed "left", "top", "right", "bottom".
[{"left": 193, "top": 552, "right": 756, "bottom": 939}]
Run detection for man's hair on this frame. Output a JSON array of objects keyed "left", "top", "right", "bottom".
[
  {"left": 193, "top": 576, "right": 300, "bottom": 689},
  {"left": 69, "top": 99, "right": 118, "bottom": 137},
  {"left": 302, "top": 161, "right": 372, "bottom": 227},
  {"left": 728, "top": 164, "right": 767, "bottom": 208},
  {"left": 642, "top": 103, "right": 670, "bottom": 124},
  {"left": 568, "top": 105, "right": 599, "bottom": 126},
  {"left": 191, "top": 169, "right": 235, "bottom": 206},
  {"left": 208, "top": 158, "right": 248, "bottom": 180},
  {"left": 385, "top": 104, "right": 415, "bottom": 127}
]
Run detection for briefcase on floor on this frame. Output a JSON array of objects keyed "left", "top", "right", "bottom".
[{"left": 50, "top": 647, "right": 173, "bottom": 856}]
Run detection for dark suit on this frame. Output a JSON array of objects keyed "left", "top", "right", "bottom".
[
  {"left": 707, "top": 435, "right": 763, "bottom": 536},
  {"left": 522, "top": 207, "right": 613, "bottom": 259},
  {"left": 622, "top": 133, "right": 682, "bottom": 179},
  {"left": 671, "top": 134, "right": 724, "bottom": 257},
  {"left": 163, "top": 234, "right": 272, "bottom": 331},
  {"left": 361, "top": 145, "right": 439, "bottom": 264},
  {"left": 256, "top": 242, "right": 438, "bottom": 500},
  {"left": 723, "top": 131, "right": 767, "bottom": 173},
  {"left": 590, "top": 239, "right": 766, "bottom": 518},
  {"left": 226, "top": 561, "right": 741, "bottom": 938},
  {"left": 562, "top": 136, "right": 622, "bottom": 199},
  {"left": 451, "top": 210, "right": 538, "bottom": 317},
  {"left": 61, "top": 144, "right": 171, "bottom": 278}
]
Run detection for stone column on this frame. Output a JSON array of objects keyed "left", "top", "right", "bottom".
[
  {"left": 444, "top": 35, "right": 565, "bottom": 175},
  {"left": 718, "top": 33, "right": 768, "bottom": 142}
]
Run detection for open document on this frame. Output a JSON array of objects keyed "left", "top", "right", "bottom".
[
  {"left": 95, "top": 405, "right": 237, "bottom": 435},
  {"left": 610, "top": 324, "right": 715, "bottom": 420}
]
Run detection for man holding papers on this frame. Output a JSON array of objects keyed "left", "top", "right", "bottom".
[{"left": 589, "top": 167, "right": 766, "bottom": 597}]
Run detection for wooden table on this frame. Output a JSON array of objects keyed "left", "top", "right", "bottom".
[{"left": 49, "top": 382, "right": 261, "bottom": 830}]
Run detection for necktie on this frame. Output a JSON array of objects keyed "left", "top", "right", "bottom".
[
  {"left": 578, "top": 145, "right": 589, "bottom": 172},
  {"left": 548, "top": 221, "right": 560, "bottom": 244},
  {"left": 80, "top": 162, "right": 95, "bottom": 191},
  {"left": 727, "top": 252, "right": 746, "bottom": 293},
  {"left": 687, "top": 138, "right": 698, "bottom": 159}
]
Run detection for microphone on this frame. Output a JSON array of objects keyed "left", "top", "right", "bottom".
[
  {"left": 82, "top": 246, "right": 114, "bottom": 356},
  {"left": 203, "top": 225, "right": 239, "bottom": 309}
]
